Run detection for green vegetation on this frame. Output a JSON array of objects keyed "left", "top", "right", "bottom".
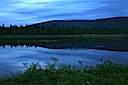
[
  {"left": 0, "top": 17, "right": 128, "bottom": 35},
  {"left": 0, "top": 24, "right": 128, "bottom": 35},
  {"left": 0, "top": 17, "right": 128, "bottom": 50},
  {"left": 0, "top": 17, "right": 128, "bottom": 85},
  {"left": 0, "top": 61, "right": 128, "bottom": 85},
  {"left": 0, "top": 34, "right": 128, "bottom": 51}
]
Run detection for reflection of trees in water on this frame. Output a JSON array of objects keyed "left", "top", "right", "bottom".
[{"left": 0, "top": 44, "right": 38, "bottom": 48}]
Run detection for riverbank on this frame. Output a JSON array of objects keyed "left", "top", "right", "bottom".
[
  {"left": 0, "top": 34, "right": 128, "bottom": 51},
  {"left": 0, "top": 62, "right": 128, "bottom": 85}
]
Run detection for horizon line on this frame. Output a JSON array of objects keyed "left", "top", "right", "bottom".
[{"left": 0, "top": 16, "right": 128, "bottom": 26}]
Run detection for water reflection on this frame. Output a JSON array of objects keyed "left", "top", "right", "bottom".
[{"left": 0, "top": 45, "right": 128, "bottom": 75}]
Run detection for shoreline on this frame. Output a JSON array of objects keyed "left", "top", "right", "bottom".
[
  {"left": 0, "top": 43, "right": 128, "bottom": 52},
  {"left": 0, "top": 34, "right": 128, "bottom": 51}
]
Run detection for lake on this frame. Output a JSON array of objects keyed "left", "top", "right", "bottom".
[{"left": 0, "top": 46, "right": 128, "bottom": 76}]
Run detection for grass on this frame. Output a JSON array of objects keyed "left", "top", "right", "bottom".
[
  {"left": 0, "top": 34, "right": 128, "bottom": 40},
  {"left": 0, "top": 61, "right": 128, "bottom": 85}
]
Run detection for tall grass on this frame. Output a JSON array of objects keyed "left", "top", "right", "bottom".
[{"left": 0, "top": 59, "right": 128, "bottom": 85}]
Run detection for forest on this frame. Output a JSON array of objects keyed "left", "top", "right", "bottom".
[
  {"left": 0, "top": 24, "right": 128, "bottom": 35},
  {"left": 0, "top": 17, "right": 128, "bottom": 50},
  {"left": 0, "top": 17, "right": 128, "bottom": 35}
]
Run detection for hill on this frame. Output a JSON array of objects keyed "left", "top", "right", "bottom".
[
  {"left": 0, "top": 17, "right": 128, "bottom": 35},
  {"left": 35, "top": 17, "right": 128, "bottom": 29}
]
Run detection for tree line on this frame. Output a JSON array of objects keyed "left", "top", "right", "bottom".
[{"left": 0, "top": 23, "right": 128, "bottom": 35}]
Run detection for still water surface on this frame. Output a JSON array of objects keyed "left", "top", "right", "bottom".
[{"left": 0, "top": 46, "right": 128, "bottom": 75}]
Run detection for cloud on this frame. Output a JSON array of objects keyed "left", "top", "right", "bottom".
[{"left": 0, "top": 0, "right": 127, "bottom": 25}]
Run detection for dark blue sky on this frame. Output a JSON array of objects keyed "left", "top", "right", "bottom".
[{"left": 0, "top": 0, "right": 127, "bottom": 25}]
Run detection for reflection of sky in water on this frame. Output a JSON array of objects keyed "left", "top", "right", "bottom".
[{"left": 0, "top": 46, "right": 128, "bottom": 75}]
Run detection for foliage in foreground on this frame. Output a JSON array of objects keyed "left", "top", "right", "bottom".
[{"left": 0, "top": 62, "right": 128, "bottom": 85}]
